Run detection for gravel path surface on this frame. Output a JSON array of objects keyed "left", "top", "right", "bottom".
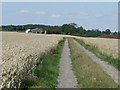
[
  {"left": 73, "top": 39, "right": 119, "bottom": 86},
  {"left": 57, "top": 39, "right": 78, "bottom": 88}
]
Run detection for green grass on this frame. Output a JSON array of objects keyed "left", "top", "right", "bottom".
[
  {"left": 68, "top": 38, "right": 118, "bottom": 88},
  {"left": 21, "top": 39, "right": 64, "bottom": 89},
  {"left": 74, "top": 38, "right": 120, "bottom": 71}
]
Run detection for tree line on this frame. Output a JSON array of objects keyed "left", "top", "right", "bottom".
[{"left": 1, "top": 23, "right": 119, "bottom": 37}]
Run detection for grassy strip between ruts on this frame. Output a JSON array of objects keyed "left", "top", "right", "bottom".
[
  {"left": 68, "top": 38, "right": 118, "bottom": 88},
  {"left": 74, "top": 38, "right": 120, "bottom": 71},
  {"left": 22, "top": 39, "right": 64, "bottom": 89}
]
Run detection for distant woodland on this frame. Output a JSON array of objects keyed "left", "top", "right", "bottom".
[{"left": 1, "top": 23, "right": 119, "bottom": 38}]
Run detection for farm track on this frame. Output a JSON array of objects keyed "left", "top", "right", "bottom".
[
  {"left": 73, "top": 39, "right": 119, "bottom": 86},
  {"left": 57, "top": 39, "right": 78, "bottom": 88}
]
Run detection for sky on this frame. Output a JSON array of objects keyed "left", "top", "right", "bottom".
[{"left": 2, "top": 2, "right": 118, "bottom": 32}]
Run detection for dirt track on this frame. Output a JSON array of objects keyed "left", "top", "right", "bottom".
[
  {"left": 73, "top": 39, "right": 119, "bottom": 86},
  {"left": 57, "top": 39, "right": 78, "bottom": 88}
]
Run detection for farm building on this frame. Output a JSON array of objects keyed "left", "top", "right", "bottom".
[
  {"left": 25, "top": 29, "right": 31, "bottom": 33},
  {"left": 25, "top": 28, "right": 44, "bottom": 34},
  {"left": 31, "top": 28, "right": 44, "bottom": 34}
]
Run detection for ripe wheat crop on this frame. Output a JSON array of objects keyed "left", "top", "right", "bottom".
[
  {"left": 75, "top": 37, "right": 119, "bottom": 59},
  {"left": 1, "top": 32, "right": 63, "bottom": 88}
]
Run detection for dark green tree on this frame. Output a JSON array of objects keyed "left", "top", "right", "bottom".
[
  {"left": 62, "top": 24, "right": 77, "bottom": 35},
  {"left": 77, "top": 26, "right": 86, "bottom": 35},
  {"left": 104, "top": 29, "right": 111, "bottom": 34}
]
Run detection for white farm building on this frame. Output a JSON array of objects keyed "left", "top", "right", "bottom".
[{"left": 25, "top": 29, "right": 31, "bottom": 33}]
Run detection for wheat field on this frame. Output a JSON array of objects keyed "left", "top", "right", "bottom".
[
  {"left": 1, "top": 32, "right": 63, "bottom": 88},
  {"left": 75, "top": 37, "right": 119, "bottom": 59},
  {"left": 0, "top": 32, "right": 119, "bottom": 88}
]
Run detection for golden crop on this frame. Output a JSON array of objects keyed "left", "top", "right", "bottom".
[
  {"left": 1, "top": 32, "right": 63, "bottom": 88},
  {"left": 76, "top": 37, "right": 119, "bottom": 59}
]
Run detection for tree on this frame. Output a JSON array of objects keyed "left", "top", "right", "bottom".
[
  {"left": 69, "top": 23, "right": 78, "bottom": 28},
  {"left": 104, "top": 29, "right": 111, "bottom": 34},
  {"left": 62, "top": 24, "right": 78, "bottom": 35},
  {"left": 113, "top": 32, "right": 118, "bottom": 35},
  {"left": 77, "top": 26, "right": 86, "bottom": 35},
  {"left": 84, "top": 29, "right": 101, "bottom": 37},
  {"left": 47, "top": 29, "right": 61, "bottom": 34}
]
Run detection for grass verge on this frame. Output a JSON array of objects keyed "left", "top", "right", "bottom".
[
  {"left": 68, "top": 38, "right": 118, "bottom": 88},
  {"left": 74, "top": 38, "right": 120, "bottom": 70},
  {"left": 22, "top": 39, "right": 64, "bottom": 89}
]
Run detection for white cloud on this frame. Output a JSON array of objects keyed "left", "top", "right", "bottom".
[
  {"left": 36, "top": 11, "right": 46, "bottom": 15},
  {"left": 19, "top": 10, "right": 29, "bottom": 13},
  {"left": 51, "top": 14, "right": 60, "bottom": 18}
]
